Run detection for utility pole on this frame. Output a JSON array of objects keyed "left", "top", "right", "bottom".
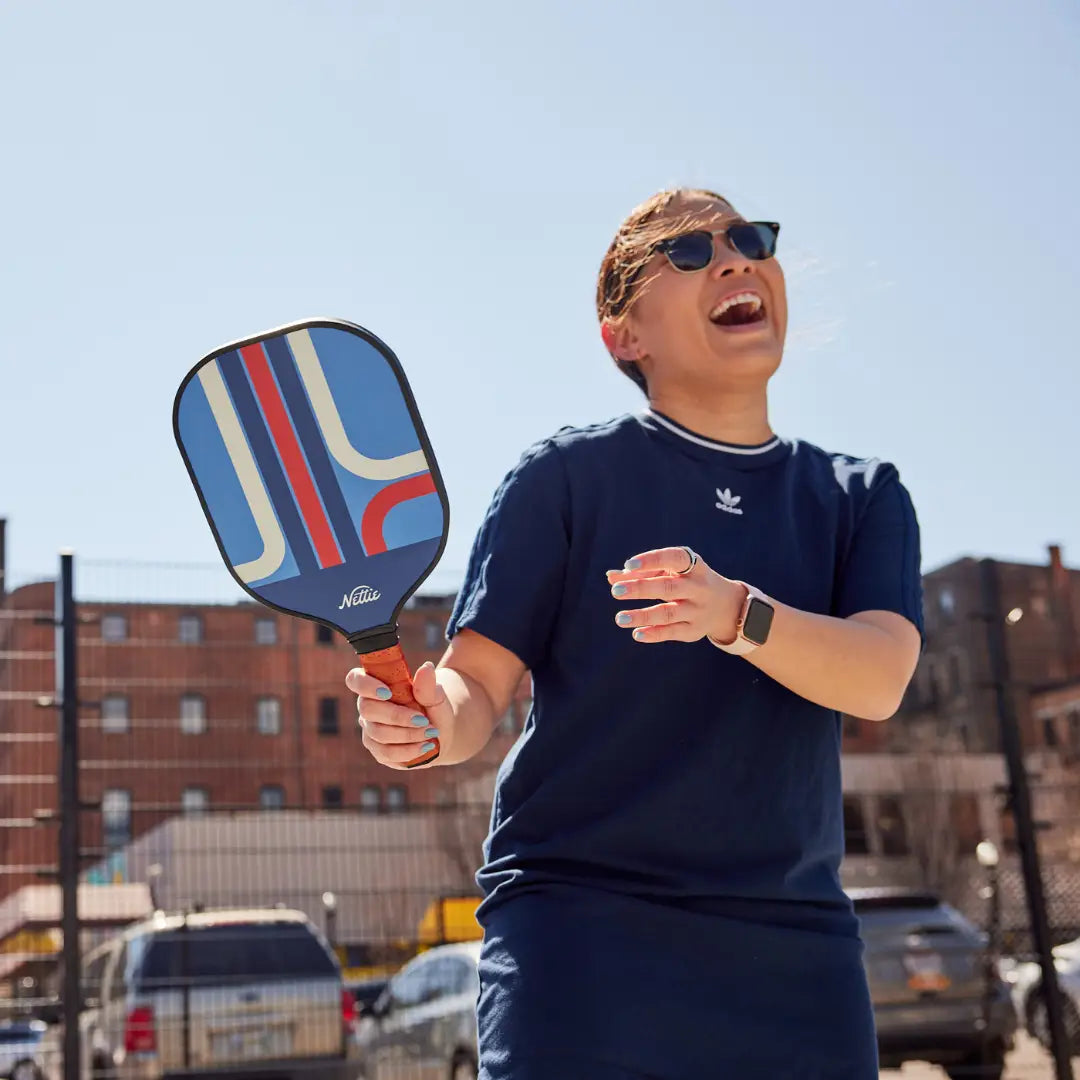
[
  {"left": 56, "top": 553, "right": 82, "bottom": 1080},
  {"left": 980, "top": 558, "right": 1073, "bottom": 1080},
  {"left": 0, "top": 518, "right": 8, "bottom": 602}
]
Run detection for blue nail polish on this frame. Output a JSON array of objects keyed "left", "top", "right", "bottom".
[
  {"left": 420, "top": 741, "right": 436, "bottom": 753},
  {"left": 616, "top": 613, "right": 633, "bottom": 626},
  {"left": 375, "top": 687, "right": 392, "bottom": 700},
  {"left": 425, "top": 727, "right": 440, "bottom": 739},
  {"left": 625, "top": 558, "right": 642, "bottom": 570},
  {"left": 411, "top": 715, "right": 428, "bottom": 726},
  {"left": 612, "top": 584, "right": 628, "bottom": 597},
  {"left": 633, "top": 628, "right": 646, "bottom": 641}
]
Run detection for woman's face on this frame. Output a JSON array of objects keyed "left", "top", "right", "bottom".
[{"left": 616, "top": 195, "right": 788, "bottom": 394}]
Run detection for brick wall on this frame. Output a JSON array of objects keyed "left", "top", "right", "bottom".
[{"left": 0, "top": 582, "right": 528, "bottom": 902}]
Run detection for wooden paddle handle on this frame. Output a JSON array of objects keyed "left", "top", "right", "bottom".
[{"left": 359, "top": 643, "right": 440, "bottom": 768}]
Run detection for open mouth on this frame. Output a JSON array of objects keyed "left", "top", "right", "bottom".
[{"left": 709, "top": 291, "right": 768, "bottom": 328}]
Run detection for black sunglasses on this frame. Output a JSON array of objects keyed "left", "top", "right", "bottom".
[{"left": 655, "top": 221, "right": 780, "bottom": 272}]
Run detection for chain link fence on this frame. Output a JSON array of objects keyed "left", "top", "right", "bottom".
[{"left": 1, "top": 559, "right": 1078, "bottom": 1078}]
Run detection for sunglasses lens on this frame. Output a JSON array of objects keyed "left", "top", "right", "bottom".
[
  {"left": 661, "top": 231, "right": 715, "bottom": 272},
  {"left": 728, "top": 222, "right": 778, "bottom": 261}
]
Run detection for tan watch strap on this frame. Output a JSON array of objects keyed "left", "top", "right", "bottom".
[{"left": 708, "top": 582, "right": 772, "bottom": 656}]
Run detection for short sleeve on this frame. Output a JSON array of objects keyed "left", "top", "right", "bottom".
[
  {"left": 832, "top": 466, "right": 924, "bottom": 638},
  {"left": 445, "top": 439, "right": 570, "bottom": 670}
]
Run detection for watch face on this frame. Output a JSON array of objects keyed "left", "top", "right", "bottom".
[{"left": 743, "top": 597, "right": 774, "bottom": 646}]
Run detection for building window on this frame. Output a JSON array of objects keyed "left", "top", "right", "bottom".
[
  {"left": 950, "top": 794, "right": 981, "bottom": 855},
  {"left": 955, "top": 720, "right": 971, "bottom": 751},
  {"left": 877, "top": 796, "right": 909, "bottom": 855},
  {"left": 256, "top": 697, "right": 282, "bottom": 735},
  {"left": 938, "top": 587, "right": 956, "bottom": 619},
  {"left": 254, "top": 618, "right": 278, "bottom": 645},
  {"left": 101, "top": 613, "right": 127, "bottom": 643},
  {"left": 947, "top": 650, "right": 965, "bottom": 697},
  {"left": 101, "top": 695, "right": 130, "bottom": 734},
  {"left": 424, "top": 620, "right": 442, "bottom": 649},
  {"left": 922, "top": 658, "right": 951, "bottom": 709},
  {"left": 1068, "top": 709, "right": 1080, "bottom": 752},
  {"left": 842, "top": 796, "right": 869, "bottom": 855},
  {"left": 917, "top": 659, "right": 938, "bottom": 710},
  {"left": 178, "top": 613, "right": 203, "bottom": 645},
  {"left": 318, "top": 697, "right": 340, "bottom": 736},
  {"left": 360, "top": 785, "right": 381, "bottom": 812},
  {"left": 322, "top": 785, "right": 343, "bottom": 811},
  {"left": 102, "top": 789, "right": 132, "bottom": 851},
  {"left": 999, "top": 805, "right": 1018, "bottom": 854},
  {"left": 180, "top": 694, "right": 207, "bottom": 734},
  {"left": 1042, "top": 717, "right": 1059, "bottom": 748},
  {"left": 386, "top": 784, "right": 408, "bottom": 813},
  {"left": 316, "top": 624, "right": 334, "bottom": 645},
  {"left": 181, "top": 787, "right": 209, "bottom": 816},
  {"left": 260, "top": 785, "right": 285, "bottom": 811}
]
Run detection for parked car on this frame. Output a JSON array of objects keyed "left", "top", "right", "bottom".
[
  {"left": 344, "top": 980, "right": 387, "bottom": 1016},
  {"left": 852, "top": 887, "right": 1017, "bottom": 1079},
  {"left": 354, "top": 943, "right": 479, "bottom": 1080},
  {"left": 356, "top": 891, "right": 1019, "bottom": 1079},
  {"left": 0, "top": 1020, "right": 48, "bottom": 1080},
  {"left": 75, "top": 907, "right": 359, "bottom": 1080},
  {"left": 1008, "top": 934, "right": 1080, "bottom": 1052}
]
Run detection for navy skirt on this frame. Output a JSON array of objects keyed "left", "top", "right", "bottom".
[{"left": 476, "top": 885, "right": 877, "bottom": 1080}]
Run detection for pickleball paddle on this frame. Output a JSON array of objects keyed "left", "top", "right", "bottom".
[{"left": 173, "top": 318, "right": 449, "bottom": 768}]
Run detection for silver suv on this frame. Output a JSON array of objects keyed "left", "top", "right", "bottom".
[
  {"left": 354, "top": 943, "right": 479, "bottom": 1080},
  {"left": 79, "top": 908, "right": 358, "bottom": 1080},
  {"left": 854, "top": 888, "right": 1017, "bottom": 1079}
]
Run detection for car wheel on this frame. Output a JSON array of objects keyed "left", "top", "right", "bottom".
[
  {"left": 943, "top": 1041, "right": 1005, "bottom": 1080},
  {"left": 11, "top": 1061, "right": 41, "bottom": 1080},
  {"left": 90, "top": 1053, "right": 115, "bottom": 1080},
  {"left": 1030, "top": 992, "right": 1080, "bottom": 1052},
  {"left": 450, "top": 1054, "right": 478, "bottom": 1080}
]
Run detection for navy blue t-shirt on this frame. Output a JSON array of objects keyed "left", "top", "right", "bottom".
[{"left": 447, "top": 409, "right": 923, "bottom": 1079}]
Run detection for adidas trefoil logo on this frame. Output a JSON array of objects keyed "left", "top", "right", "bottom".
[{"left": 716, "top": 487, "right": 743, "bottom": 515}]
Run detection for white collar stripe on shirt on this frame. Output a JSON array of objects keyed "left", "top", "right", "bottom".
[{"left": 646, "top": 410, "right": 782, "bottom": 456}]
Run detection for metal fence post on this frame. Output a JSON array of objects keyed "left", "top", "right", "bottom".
[
  {"left": 56, "top": 552, "right": 81, "bottom": 1080},
  {"left": 980, "top": 558, "right": 1073, "bottom": 1079}
]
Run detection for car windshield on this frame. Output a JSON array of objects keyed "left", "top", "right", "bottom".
[
  {"left": 139, "top": 922, "right": 337, "bottom": 986},
  {"left": 0, "top": 1025, "right": 43, "bottom": 1043},
  {"left": 850, "top": 892, "right": 940, "bottom": 913},
  {"left": 854, "top": 894, "right": 978, "bottom": 941}
]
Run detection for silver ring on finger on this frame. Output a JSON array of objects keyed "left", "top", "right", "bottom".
[{"left": 677, "top": 547, "right": 699, "bottom": 575}]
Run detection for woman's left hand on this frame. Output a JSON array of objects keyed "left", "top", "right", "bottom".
[{"left": 607, "top": 546, "right": 747, "bottom": 645}]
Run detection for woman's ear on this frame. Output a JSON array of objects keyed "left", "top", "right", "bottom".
[{"left": 600, "top": 319, "right": 642, "bottom": 363}]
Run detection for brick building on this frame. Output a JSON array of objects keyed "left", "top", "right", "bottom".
[
  {"left": 1031, "top": 677, "right": 1080, "bottom": 766},
  {"left": 0, "top": 578, "right": 526, "bottom": 904},
  {"left": 889, "top": 545, "right": 1080, "bottom": 753}
]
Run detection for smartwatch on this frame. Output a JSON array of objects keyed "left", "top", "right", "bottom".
[{"left": 709, "top": 582, "right": 775, "bottom": 656}]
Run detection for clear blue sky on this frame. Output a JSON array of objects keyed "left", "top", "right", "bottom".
[{"left": 2, "top": 0, "right": 1077, "bottom": 599}]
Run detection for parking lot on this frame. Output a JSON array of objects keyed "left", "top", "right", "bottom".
[{"left": 881, "top": 1035, "right": 1063, "bottom": 1078}]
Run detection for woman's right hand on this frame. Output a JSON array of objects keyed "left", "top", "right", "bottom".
[{"left": 346, "top": 661, "right": 454, "bottom": 770}]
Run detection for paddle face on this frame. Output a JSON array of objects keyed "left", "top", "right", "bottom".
[{"left": 173, "top": 319, "right": 449, "bottom": 645}]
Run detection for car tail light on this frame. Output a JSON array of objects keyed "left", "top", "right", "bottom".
[
  {"left": 341, "top": 990, "right": 357, "bottom": 1028},
  {"left": 124, "top": 1005, "right": 157, "bottom": 1053}
]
